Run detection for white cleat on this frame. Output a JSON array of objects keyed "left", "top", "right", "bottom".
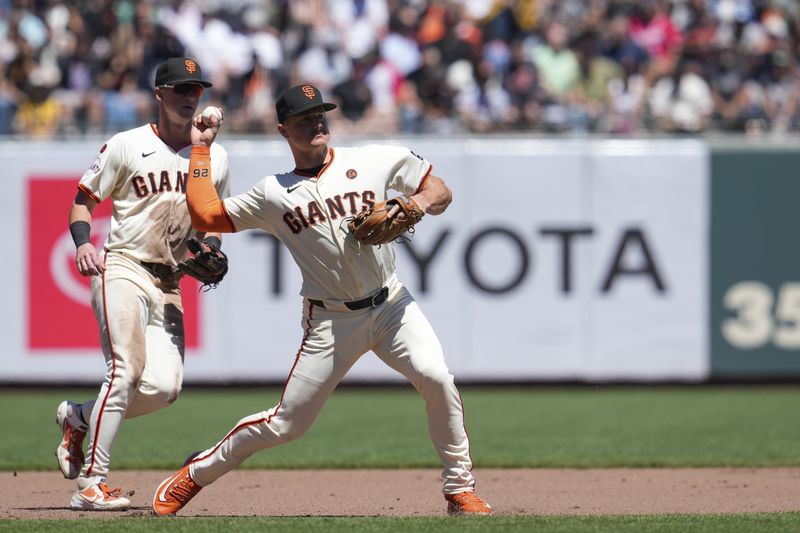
[
  {"left": 70, "top": 481, "right": 131, "bottom": 511},
  {"left": 55, "top": 400, "right": 86, "bottom": 480}
]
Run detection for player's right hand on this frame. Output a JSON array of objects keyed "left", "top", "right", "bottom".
[
  {"left": 191, "top": 108, "right": 223, "bottom": 147},
  {"left": 75, "top": 243, "right": 105, "bottom": 277}
]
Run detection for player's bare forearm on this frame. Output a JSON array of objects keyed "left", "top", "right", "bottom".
[
  {"left": 70, "top": 190, "right": 104, "bottom": 276},
  {"left": 187, "top": 146, "right": 234, "bottom": 233},
  {"left": 411, "top": 175, "right": 452, "bottom": 216}
]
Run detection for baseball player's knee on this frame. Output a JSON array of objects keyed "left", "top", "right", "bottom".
[
  {"left": 142, "top": 369, "right": 182, "bottom": 399},
  {"left": 268, "top": 413, "right": 313, "bottom": 443},
  {"left": 153, "top": 383, "right": 181, "bottom": 407},
  {"left": 279, "top": 428, "right": 305, "bottom": 443},
  {"left": 112, "top": 374, "right": 142, "bottom": 395},
  {"left": 420, "top": 365, "right": 454, "bottom": 386},
  {"left": 135, "top": 376, "right": 181, "bottom": 409},
  {"left": 167, "top": 389, "right": 180, "bottom": 404},
  {"left": 415, "top": 365, "right": 455, "bottom": 396},
  {"left": 278, "top": 419, "right": 311, "bottom": 442},
  {"left": 125, "top": 385, "right": 180, "bottom": 418}
]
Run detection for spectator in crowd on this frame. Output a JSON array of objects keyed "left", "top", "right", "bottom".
[
  {"left": 709, "top": 44, "right": 753, "bottom": 131},
  {"left": 453, "top": 58, "right": 513, "bottom": 132},
  {"left": 15, "top": 81, "right": 60, "bottom": 137},
  {"left": 629, "top": 0, "right": 683, "bottom": 76},
  {"left": 0, "top": 63, "right": 20, "bottom": 135},
  {"left": 332, "top": 56, "right": 373, "bottom": 123},
  {"left": 607, "top": 51, "right": 648, "bottom": 134},
  {"left": 532, "top": 20, "right": 581, "bottom": 99},
  {"left": 296, "top": 27, "right": 352, "bottom": 93},
  {"left": 328, "top": 0, "right": 388, "bottom": 60},
  {"left": 531, "top": 19, "right": 582, "bottom": 131},
  {"left": 102, "top": 70, "right": 148, "bottom": 133},
  {"left": 2, "top": 0, "right": 800, "bottom": 137},
  {"left": 571, "top": 29, "right": 623, "bottom": 131},
  {"left": 602, "top": 12, "right": 650, "bottom": 76},
  {"left": 648, "top": 58, "right": 713, "bottom": 133}
]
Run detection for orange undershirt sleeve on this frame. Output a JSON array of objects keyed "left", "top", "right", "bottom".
[{"left": 187, "top": 145, "right": 235, "bottom": 233}]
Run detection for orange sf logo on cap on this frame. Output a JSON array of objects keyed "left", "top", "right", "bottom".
[
  {"left": 185, "top": 60, "right": 197, "bottom": 74},
  {"left": 302, "top": 85, "right": 316, "bottom": 99}
]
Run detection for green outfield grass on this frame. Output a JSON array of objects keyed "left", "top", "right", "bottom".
[
  {"left": 2, "top": 513, "right": 800, "bottom": 532},
  {"left": 1, "top": 385, "right": 799, "bottom": 470}
]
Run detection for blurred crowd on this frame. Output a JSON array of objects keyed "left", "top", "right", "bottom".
[{"left": 2, "top": 0, "right": 800, "bottom": 138}]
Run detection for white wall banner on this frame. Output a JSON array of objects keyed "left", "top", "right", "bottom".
[{"left": 1, "top": 138, "right": 709, "bottom": 383}]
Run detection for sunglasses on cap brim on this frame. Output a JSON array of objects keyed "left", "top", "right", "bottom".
[{"left": 159, "top": 84, "right": 204, "bottom": 96}]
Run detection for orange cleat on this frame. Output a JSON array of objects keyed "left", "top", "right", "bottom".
[
  {"left": 153, "top": 465, "right": 203, "bottom": 515},
  {"left": 445, "top": 491, "right": 493, "bottom": 515}
]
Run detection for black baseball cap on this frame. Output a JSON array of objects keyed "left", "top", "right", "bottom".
[
  {"left": 276, "top": 84, "right": 337, "bottom": 123},
  {"left": 154, "top": 57, "right": 212, "bottom": 88}
]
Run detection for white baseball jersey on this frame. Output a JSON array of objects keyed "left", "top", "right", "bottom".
[
  {"left": 71, "top": 123, "right": 230, "bottom": 486},
  {"left": 79, "top": 123, "right": 230, "bottom": 265},
  {"left": 184, "top": 144, "right": 478, "bottom": 498},
  {"left": 223, "top": 144, "right": 431, "bottom": 300}
]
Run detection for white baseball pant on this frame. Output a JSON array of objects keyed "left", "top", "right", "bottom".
[
  {"left": 188, "top": 283, "right": 476, "bottom": 494},
  {"left": 79, "top": 252, "right": 186, "bottom": 484}
]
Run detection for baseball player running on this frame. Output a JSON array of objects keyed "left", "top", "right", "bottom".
[
  {"left": 55, "top": 57, "right": 230, "bottom": 511},
  {"left": 153, "top": 84, "right": 492, "bottom": 516}
]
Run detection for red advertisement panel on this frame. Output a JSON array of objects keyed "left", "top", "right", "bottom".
[{"left": 27, "top": 177, "right": 200, "bottom": 350}]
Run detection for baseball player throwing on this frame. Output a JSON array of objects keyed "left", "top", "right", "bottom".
[
  {"left": 153, "top": 84, "right": 492, "bottom": 516},
  {"left": 55, "top": 57, "right": 230, "bottom": 511}
]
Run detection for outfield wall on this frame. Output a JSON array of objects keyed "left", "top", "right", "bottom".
[{"left": 0, "top": 137, "right": 790, "bottom": 383}]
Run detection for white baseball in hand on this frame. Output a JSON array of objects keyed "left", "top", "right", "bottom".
[{"left": 201, "top": 106, "right": 223, "bottom": 125}]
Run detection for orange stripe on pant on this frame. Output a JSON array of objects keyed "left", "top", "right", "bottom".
[
  {"left": 187, "top": 302, "right": 317, "bottom": 472},
  {"left": 87, "top": 254, "right": 116, "bottom": 476}
]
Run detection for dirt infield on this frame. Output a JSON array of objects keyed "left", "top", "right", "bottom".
[{"left": 2, "top": 468, "right": 800, "bottom": 519}]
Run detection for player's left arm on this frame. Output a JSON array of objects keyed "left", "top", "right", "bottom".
[
  {"left": 70, "top": 190, "right": 105, "bottom": 276},
  {"left": 199, "top": 147, "right": 231, "bottom": 246},
  {"left": 186, "top": 112, "right": 235, "bottom": 233},
  {"left": 388, "top": 174, "right": 452, "bottom": 221},
  {"left": 409, "top": 174, "right": 452, "bottom": 216}
]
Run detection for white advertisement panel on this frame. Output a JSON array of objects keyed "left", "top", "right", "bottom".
[{"left": 0, "top": 138, "right": 708, "bottom": 383}]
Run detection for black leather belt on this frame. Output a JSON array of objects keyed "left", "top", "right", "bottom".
[
  {"left": 310, "top": 286, "right": 389, "bottom": 310},
  {"left": 141, "top": 261, "right": 183, "bottom": 282}
]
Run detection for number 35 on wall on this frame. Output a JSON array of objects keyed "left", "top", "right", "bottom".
[{"left": 722, "top": 281, "right": 800, "bottom": 350}]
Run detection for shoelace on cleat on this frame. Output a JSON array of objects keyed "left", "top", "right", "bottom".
[
  {"left": 97, "top": 483, "right": 122, "bottom": 499},
  {"left": 170, "top": 474, "right": 199, "bottom": 503}
]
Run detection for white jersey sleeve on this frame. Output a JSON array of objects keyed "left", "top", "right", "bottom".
[
  {"left": 78, "top": 135, "right": 127, "bottom": 202},
  {"left": 382, "top": 145, "right": 432, "bottom": 195},
  {"left": 222, "top": 178, "right": 273, "bottom": 233}
]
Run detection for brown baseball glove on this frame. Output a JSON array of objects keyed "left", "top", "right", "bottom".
[{"left": 348, "top": 195, "right": 425, "bottom": 245}]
